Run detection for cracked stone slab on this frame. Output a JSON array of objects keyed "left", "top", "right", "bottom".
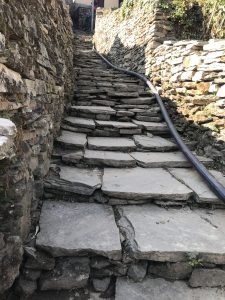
[
  {"left": 64, "top": 116, "right": 95, "bottom": 129},
  {"left": 88, "top": 137, "right": 136, "bottom": 151},
  {"left": 36, "top": 201, "right": 121, "bottom": 260},
  {"left": 115, "top": 277, "right": 225, "bottom": 300},
  {"left": 84, "top": 150, "right": 136, "bottom": 167},
  {"left": 118, "top": 205, "right": 225, "bottom": 263},
  {"left": 71, "top": 106, "right": 116, "bottom": 115},
  {"left": 133, "top": 135, "right": 177, "bottom": 151},
  {"left": 56, "top": 131, "right": 87, "bottom": 149},
  {"left": 102, "top": 168, "right": 192, "bottom": 201},
  {"left": 131, "top": 152, "right": 212, "bottom": 168},
  {"left": 57, "top": 166, "right": 102, "bottom": 195},
  {"left": 169, "top": 168, "right": 225, "bottom": 205},
  {"left": 96, "top": 120, "right": 138, "bottom": 129},
  {"left": 133, "top": 120, "right": 169, "bottom": 133}
]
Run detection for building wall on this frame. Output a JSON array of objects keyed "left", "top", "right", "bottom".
[{"left": 105, "top": 0, "right": 119, "bottom": 8}]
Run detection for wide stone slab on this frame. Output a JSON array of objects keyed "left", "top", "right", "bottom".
[
  {"left": 133, "top": 135, "right": 177, "bottom": 151},
  {"left": 133, "top": 120, "right": 169, "bottom": 133},
  {"left": 131, "top": 152, "right": 212, "bottom": 168},
  {"left": 71, "top": 105, "right": 116, "bottom": 115},
  {"left": 64, "top": 116, "right": 95, "bottom": 129},
  {"left": 88, "top": 137, "right": 136, "bottom": 151},
  {"left": 36, "top": 201, "right": 121, "bottom": 260},
  {"left": 56, "top": 131, "right": 87, "bottom": 149},
  {"left": 84, "top": 150, "right": 136, "bottom": 167},
  {"left": 96, "top": 120, "right": 138, "bottom": 129},
  {"left": 116, "top": 277, "right": 225, "bottom": 300},
  {"left": 169, "top": 168, "right": 225, "bottom": 205},
  {"left": 118, "top": 205, "right": 225, "bottom": 263},
  {"left": 57, "top": 166, "right": 102, "bottom": 195},
  {"left": 102, "top": 168, "right": 192, "bottom": 201}
]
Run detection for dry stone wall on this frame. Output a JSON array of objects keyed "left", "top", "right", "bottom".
[
  {"left": 94, "top": 7, "right": 225, "bottom": 170},
  {"left": 0, "top": 0, "right": 74, "bottom": 295}
]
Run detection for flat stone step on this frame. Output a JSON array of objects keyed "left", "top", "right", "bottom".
[
  {"left": 133, "top": 135, "right": 177, "bottom": 151},
  {"left": 84, "top": 150, "right": 136, "bottom": 167},
  {"left": 120, "top": 97, "right": 155, "bottom": 105},
  {"left": 36, "top": 201, "right": 121, "bottom": 260},
  {"left": 116, "top": 277, "right": 225, "bottom": 300},
  {"left": 169, "top": 168, "right": 225, "bottom": 205},
  {"left": 88, "top": 137, "right": 136, "bottom": 151},
  {"left": 95, "top": 120, "right": 138, "bottom": 129},
  {"left": 133, "top": 120, "right": 169, "bottom": 133},
  {"left": 102, "top": 167, "right": 192, "bottom": 201},
  {"left": 131, "top": 151, "right": 213, "bottom": 168},
  {"left": 64, "top": 116, "right": 95, "bottom": 129},
  {"left": 117, "top": 205, "right": 225, "bottom": 263},
  {"left": 45, "top": 166, "right": 102, "bottom": 195},
  {"left": 56, "top": 131, "right": 87, "bottom": 149},
  {"left": 71, "top": 106, "right": 116, "bottom": 115}
]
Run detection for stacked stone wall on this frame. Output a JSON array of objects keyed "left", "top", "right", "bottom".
[
  {"left": 94, "top": 7, "right": 225, "bottom": 170},
  {"left": 0, "top": 0, "right": 74, "bottom": 294}
]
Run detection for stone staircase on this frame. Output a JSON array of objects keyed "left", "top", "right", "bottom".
[{"left": 22, "top": 34, "right": 225, "bottom": 299}]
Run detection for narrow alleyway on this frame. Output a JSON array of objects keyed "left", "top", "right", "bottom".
[{"left": 25, "top": 33, "right": 225, "bottom": 299}]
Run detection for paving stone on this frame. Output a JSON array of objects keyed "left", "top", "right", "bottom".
[
  {"left": 88, "top": 137, "right": 136, "bottom": 151},
  {"left": 36, "top": 201, "right": 121, "bottom": 259},
  {"left": 64, "top": 116, "right": 95, "bottom": 129},
  {"left": 56, "top": 130, "right": 87, "bottom": 149},
  {"left": 84, "top": 150, "right": 136, "bottom": 167},
  {"left": 133, "top": 135, "right": 177, "bottom": 151},
  {"left": 62, "top": 151, "right": 84, "bottom": 164},
  {"left": 169, "top": 168, "right": 225, "bottom": 205},
  {"left": 115, "top": 277, "right": 225, "bottom": 300},
  {"left": 189, "top": 268, "right": 225, "bottom": 287},
  {"left": 120, "top": 97, "right": 155, "bottom": 104},
  {"left": 58, "top": 166, "right": 102, "bottom": 195},
  {"left": 96, "top": 120, "right": 138, "bottom": 129},
  {"left": 102, "top": 168, "right": 192, "bottom": 201},
  {"left": 117, "top": 205, "right": 225, "bottom": 263},
  {"left": 133, "top": 120, "right": 169, "bottom": 133},
  {"left": 40, "top": 257, "right": 90, "bottom": 290},
  {"left": 131, "top": 151, "right": 212, "bottom": 168},
  {"left": 71, "top": 105, "right": 116, "bottom": 115}
]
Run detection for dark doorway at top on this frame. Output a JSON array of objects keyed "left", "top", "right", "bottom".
[{"left": 95, "top": 0, "right": 104, "bottom": 8}]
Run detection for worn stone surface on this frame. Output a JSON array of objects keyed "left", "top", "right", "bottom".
[
  {"left": 88, "top": 137, "right": 136, "bottom": 151},
  {"left": 133, "top": 135, "right": 177, "bottom": 151},
  {"left": 40, "top": 257, "right": 90, "bottom": 290},
  {"left": 96, "top": 120, "right": 138, "bottom": 129},
  {"left": 57, "top": 130, "right": 87, "bottom": 149},
  {"left": 84, "top": 150, "right": 136, "bottom": 167},
  {"left": 189, "top": 268, "right": 225, "bottom": 287},
  {"left": 169, "top": 168, "right": 225, "bottom": 205},
  {"left": 118, "top": 205, "right": 225, "bottom": 263},
  {"left": 36, "top": 201, "right": 121, "bottom": 259},
  {"left": 71, "top": 105, "right": 116, "bottom": 115},
  {"left": 133, "top": 120, "right": 169, "bottom": 133},
  {"left": 102, "top": 168, "right": 192, "bottom": 201},
  {"left": 131, "top": 151, "right": 212, "bottom": 168},
  {"left": 64, "top": 116, "right": 95, "bottom": 129},
  {"left": 59, "top": 166, "right": 102, "bottom": 195},
  {"left": 115, "top": 277, "right": 225, "bottom": 300}
]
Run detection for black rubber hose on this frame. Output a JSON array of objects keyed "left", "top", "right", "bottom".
[{"left": 94, "top": 48, "right": 225, "bottom": 202}]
